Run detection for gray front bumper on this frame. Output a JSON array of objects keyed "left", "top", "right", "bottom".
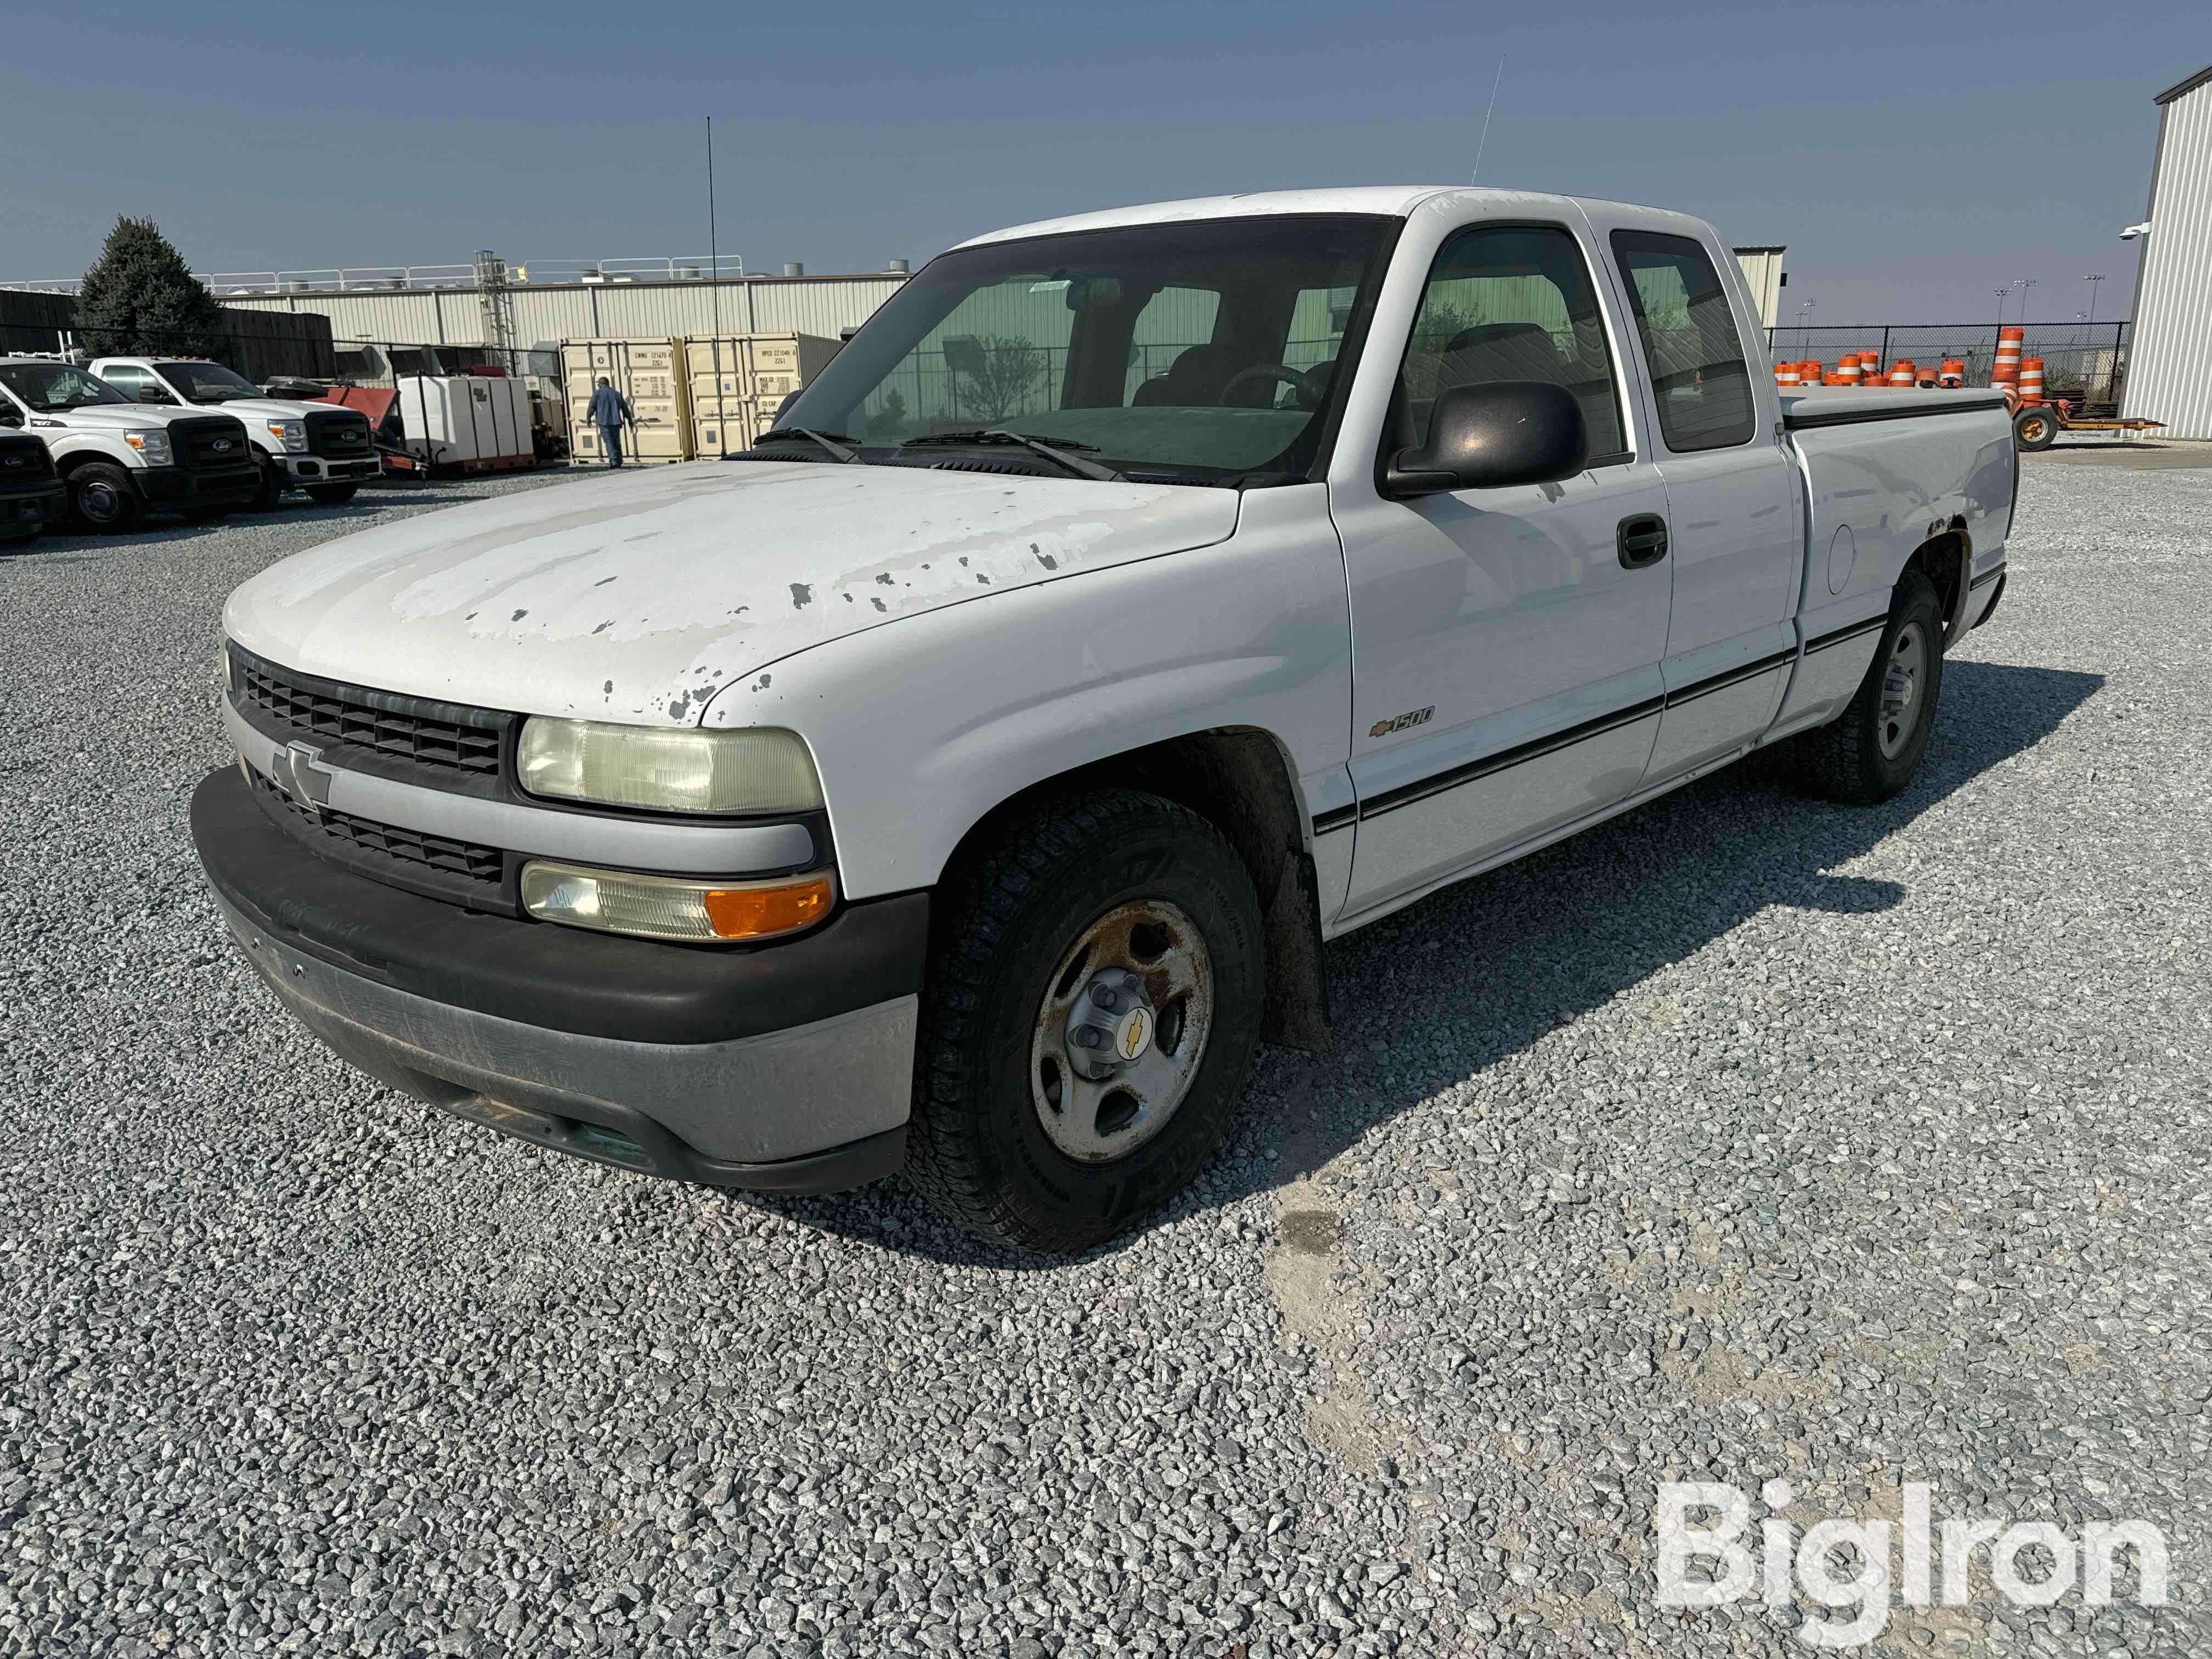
[{"left": 216, "top": 893, "right": 915, "bottom": 1191}]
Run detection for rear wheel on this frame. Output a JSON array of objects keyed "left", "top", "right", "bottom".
[
  {"left": 305, "top": 482, "right": 359, "bottom": 505},
  {"left": 68, "top": 463, "right": 144, "bottom": 533},
  {"left": 2013, "top": 405, "right": 2059, "bottom": 451},
  {"left": 908, "top": 788, "right": 1265, "bottom": 1252},
  {"left": 1780, "top": 567, "right": 1944, "bottom": 804}
]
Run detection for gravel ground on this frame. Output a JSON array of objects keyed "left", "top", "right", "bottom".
[{"left": 2, "top": 461, "right": 2207, "bottom": 1658}]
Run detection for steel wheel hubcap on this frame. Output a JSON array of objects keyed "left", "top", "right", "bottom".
[
  {"left": 1879, "top": 621, "right": 1926, "bottom": 758},
  {"left": 1030, "top": 898, "right": 1212, "bottom": 1164},
  {"left": 82, "top": 483, "right": 120, "bottom": 521}
]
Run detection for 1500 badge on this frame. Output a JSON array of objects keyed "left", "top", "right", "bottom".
[{"left": 1369, "top": 706, "right": 1434, "bottom": 738}]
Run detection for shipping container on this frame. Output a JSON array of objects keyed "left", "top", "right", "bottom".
[
  {"left": 693, "top": 404, "right": 771, "bottom": 455},
  {"left": 682, "top": 332, "right": 841, "bottom": 382}
]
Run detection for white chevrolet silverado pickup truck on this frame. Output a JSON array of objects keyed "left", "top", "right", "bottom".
[
  {"left": 0, "top": 357, "right": 261, "bottom": 531},
  {"left": 193, "top": 188, "right": 2014, "bottom": 1250},
  {"left": 90, "top": 356, "right": 379, "bottom": 509}
]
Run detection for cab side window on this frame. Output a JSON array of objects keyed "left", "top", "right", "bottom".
[
  {"left": 1393, "top": 224, "right": 1627, "bottom": 462},
  {"left": 101, "top": 364, "right": 154, "bottom": 397},
  {"left": 1609, "top": 231, "right": 1756, "bottom": 452}
]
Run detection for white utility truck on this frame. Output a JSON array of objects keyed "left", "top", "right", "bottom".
[
  {"left": 90, "top": 357, "right": 379, "bottom": 509},
  {"left": 194, "top": 188, "right": 2015, "bottom": 1249},
  {"left": 0, "top": 357, "right": 261, "bottom": 531}
]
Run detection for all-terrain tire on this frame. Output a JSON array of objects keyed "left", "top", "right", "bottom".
[
  {"left": 1781, "top": 567, "right": 1945, "bottom": 804},
  {"left": 907, "top": 788, "right": 1265, "bottom": 1252}
]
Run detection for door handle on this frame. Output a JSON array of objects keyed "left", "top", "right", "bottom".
[{"left": 1617, "top": 513, "right": 1669, "bottom": 569}]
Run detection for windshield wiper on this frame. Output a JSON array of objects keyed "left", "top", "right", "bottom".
[
  {"left": 901, "top": 428, "right": 1122, "bottom": 482},
  {"left": 751, "top": 426, "right": 860, "bottom": 463}
]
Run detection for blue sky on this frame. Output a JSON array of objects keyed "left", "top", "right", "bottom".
[{"left": 3, "top": 1, "right": 2197, "bottom": 323}]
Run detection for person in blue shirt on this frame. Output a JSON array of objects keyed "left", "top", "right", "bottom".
[{"left": 585, "top": 377, "right": 633, "bottom": 467}]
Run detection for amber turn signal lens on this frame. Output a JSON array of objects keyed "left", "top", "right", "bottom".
[{"left": 702, "top": 874, "right": 834, "bottom": 940}]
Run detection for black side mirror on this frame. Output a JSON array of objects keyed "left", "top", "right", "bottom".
[
  {"left": 137, "top": 386, "right": 175, "bottom": 404},
  {"left": 0, "top": 407, "right": 21, "bottom": 427},
  {"left": 1381, "top": 380, "right": 1589, "bottom": 499}
]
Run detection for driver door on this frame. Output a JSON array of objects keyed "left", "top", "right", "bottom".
[{"left": 1330, "top": 215, "right": 1675, "bottom": 922}]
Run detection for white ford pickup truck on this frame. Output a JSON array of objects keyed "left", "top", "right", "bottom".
[
  {"left": 0, "top": 357, "right": 261, "bottom": 531},
  {"left": 89, "top": 356, "right": 379, "bottom": 509},
  {"left": 194, "top": 188, "right": 2014, "bottom": 1250}
]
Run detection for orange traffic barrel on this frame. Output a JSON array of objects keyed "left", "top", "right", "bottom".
[
  {"left": 1775, "top": 361, "right": 1800, "bottom": 387},
  {"left": 2018, "top": 357, "right": 2045, "bottom": 405},
  {"left": 1888, "top": 360, "right": 1916, "bottom": 386},
  {"left": 1938, "top": 359, "right": 1966, "bottom": 387},
  {"left": 1993, "top": 326, "right": 2023, "bottom": 385},
  {"left": 1836, "top": 357, "right": 1863, "bottom": 386},
  {"left": 1916, "top": 367, "right": 1938, "bottom": 388}
]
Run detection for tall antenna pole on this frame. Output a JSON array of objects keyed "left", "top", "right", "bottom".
[
  {"left": 1470, "top": 58, "right": 1504, "bottom": 184},
  {"left": 707, "top": 116, "right": 727, "bottom": 456},
  {"left": 707, "top": 117, "right": 722, "bottom": 334}
]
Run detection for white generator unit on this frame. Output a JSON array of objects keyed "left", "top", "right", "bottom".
[{"left": 394, "top": 375, "right": 533, "bottom": 473}]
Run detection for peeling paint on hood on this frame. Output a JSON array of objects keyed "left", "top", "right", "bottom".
[{"left": 222, "top": 461, "right": 1241, "bottom": 724}]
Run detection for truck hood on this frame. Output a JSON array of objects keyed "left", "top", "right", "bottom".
[
  {"left": 36, "top": 403, "right": 235, "bottom": 435},
  {"left": 191, "top": 394, "right": 350, "bottom": 426},
  {"left": 223, "top": 460, "right": 1241, "bottom": 725}
]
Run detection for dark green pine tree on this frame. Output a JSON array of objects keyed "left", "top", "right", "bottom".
[{"left": 75, "top": 217, "right": 231, "bottom": 361}]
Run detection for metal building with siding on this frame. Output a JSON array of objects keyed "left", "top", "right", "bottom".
[
  {"left": 2123, "top": 65, "right": 2212, "bottom": 439},
  {"left": 221, "top": 272, "right": 907, "bottom": 354}
]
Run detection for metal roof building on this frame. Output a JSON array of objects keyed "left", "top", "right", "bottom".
[
  {"left": 218, "top": 269, "right": 909, "bottom": 352},
  {"left": 2123, "top": 65, "right": 2212, "bottom": 439}
]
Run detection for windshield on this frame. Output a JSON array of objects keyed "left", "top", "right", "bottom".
[
  {"left": 775, "top": 214, "right": 1393, "bottom": 484},
  {"left": 155, "top": 360, "right": 263, "bottom": 401},
  {"left": 0, "top": 364, "right": 131, "bottom": 413}
]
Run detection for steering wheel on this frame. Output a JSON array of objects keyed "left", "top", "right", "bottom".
[{"left": 1218, "top": 363, "right": 1323, "bottom": 411}]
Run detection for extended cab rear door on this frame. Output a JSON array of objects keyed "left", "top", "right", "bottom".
[{"left": 1580, "top": 206, "right": 1803, "bottom": 782}]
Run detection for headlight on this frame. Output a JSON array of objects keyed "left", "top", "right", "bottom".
[
  {"left": 267, "top": 420, "right": 307, "bottom": 453},
  {"left": 517, "top": 719, "right": 823, "bottom": 815},
  {"left": 521, "top": 861, "right": 835, "bottom": 943},
  {"left": 124, "top": 431, "right": 173, "bottom": 465}
]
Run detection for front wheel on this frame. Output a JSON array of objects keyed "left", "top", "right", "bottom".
[
  {"left": 305, "top": 482, "right": 359, "bottom": 505},
  {"left": 246, "top": 458, "right": 284, "bottom": 511},
  {"left": 908, "top": 788, "right": 1265, "bottom": 1252},
  {"left": 68, "top": 462, "right": 145, "bottom": 533},
  {"left": 1781, "top": 567, "right": 1945, "bottom": 804}
]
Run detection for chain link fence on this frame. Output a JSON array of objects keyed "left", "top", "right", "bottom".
[{"left": 1764, "top": 322, "right": 2131, "bottom": 411}]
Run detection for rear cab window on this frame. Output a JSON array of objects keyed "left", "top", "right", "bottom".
[{"left": 1608, "top": 231, "right": 1757, "bottom": 452}]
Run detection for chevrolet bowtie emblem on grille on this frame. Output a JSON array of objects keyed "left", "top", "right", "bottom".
[{"left": 271, "top": 740, "right": 333, "bottom": 809}]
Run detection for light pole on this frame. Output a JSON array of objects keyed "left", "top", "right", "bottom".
[
  {"left": 1797, "top": 299, "right": 1815, "bottom": 355},
  {"left": 2016, "top": 276, "right": 2037, "bottom": 324},
  {"left": 1993, "top": 287, "right": 2010, "bottom": 330},
  {"left": 2082, "top": 273, "right": 2105, "bottom": 326}
]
